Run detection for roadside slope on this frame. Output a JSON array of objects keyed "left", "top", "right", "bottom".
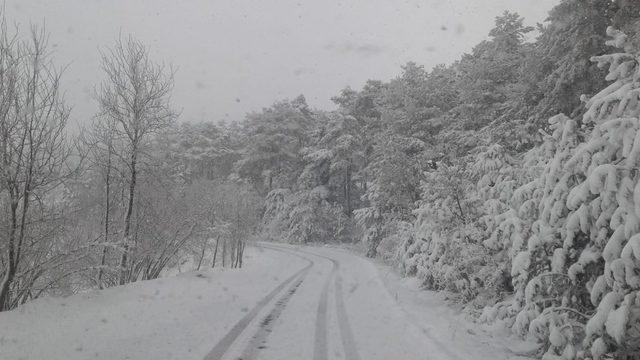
[{"left": 0, "top": 246, "right": 307, "bottom": 360}]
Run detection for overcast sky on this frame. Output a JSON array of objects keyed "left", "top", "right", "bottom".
[{"left": 8, "top": 0, "right": 559, "bottom": 127}]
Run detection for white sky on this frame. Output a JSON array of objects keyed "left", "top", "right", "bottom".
[{"left": 7, "top": 0, "right": 559, "bottom": 127}]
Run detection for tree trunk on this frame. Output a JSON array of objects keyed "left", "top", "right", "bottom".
[
  {"left": 0, "top": 201, "right": 19, "bottom": 311},
  {"left": 196, "top": 239, "right": 207, "bottom": 271},
  {"left": 119, "top": 140, "right": 138, "bottom": 285},
  {"left": 344, "top": 164, "right": 352, "bottom": 217},
  {"left": 232, "top": 241, "right": 237, "bottom": 268},
  {"left": 0, "top": 264, "right": 16, "bottom": 312},
  {"left": 237, "top": 241, "right": 245, "bottom": 268},
  {"left": 1, "top": 153, "right": 34, "bottom": 310},
  {"left": 232, "top": 211, "right": 240, "bottom": 268},
  {"left": 233, "top": 241, "right": 239, "bottom": 268},
  {"left": 212, "top": 236, "right": 220, "bottom": 268},
  {"left": 222, "top": 239, "right": 226, "bottom": 268},
  {"left": 98, "top": 138, "right": 112, "bottom": 289}
]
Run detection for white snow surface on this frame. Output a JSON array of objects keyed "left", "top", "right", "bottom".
[
  {"left": 373, "top": 259, "right": 536, "bottom": 360},
  {"left": 0, "top": 244, "right": 533, "bottom": 360}
]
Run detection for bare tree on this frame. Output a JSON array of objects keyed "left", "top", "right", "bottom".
[
  {"left": 96, "top": 36, "right": 176, "bottom": 285},
  {"left": 79, "top": 116, "right": 122, "bottom": 289},
  {"left": 0, "top": 23, "right": 72, "bottom": 311},
  {"left": 97, "top": 125, "right": 113, "bottom": 288}
]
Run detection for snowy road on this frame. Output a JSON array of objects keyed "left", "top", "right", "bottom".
[
  {"left": 203, "top": 243, "right": 463, "bottom": 360},
  {"left": 0, "top": 243, "right": 527, "bottom": 360}
]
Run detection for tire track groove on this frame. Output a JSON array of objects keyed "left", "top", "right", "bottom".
[
  {"left": 335, "top": 274, "right": 361, "bottom": 360},
  {"left": 203, "top": 246, "right": 313, "bottom": 360},
  {"left": 236, "top": 268, "right": 310, "bottom": 360},
  {"left": 265, "top": 244, "right": 361, "bottom": 360},
  {"left": 312, "top": 258, "right": 336, "bottom": 360}
]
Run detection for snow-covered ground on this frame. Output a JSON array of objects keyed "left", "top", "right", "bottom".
[
  {"left": 0, "top": 244, "right": 534, "bottom": 360},
  {"left": 0, "top": 246, "right": 308, "bottom": 360},
  {"left": 374, "top": 260, "right": 536, "bottom": 360}
]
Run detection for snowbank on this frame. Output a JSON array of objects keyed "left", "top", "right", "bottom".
[{"left": 0, "top": 247, "right": 308, "bottom": 360}]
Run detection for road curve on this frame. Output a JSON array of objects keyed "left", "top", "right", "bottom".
[
  {"left": 0, "top": 242, "right": 481, "bottom": 360},
  {"left": 203, "top": 246, "right": 313, "bottom": 360},
  {"left": 203, "top": 243, "right": 454, "bottom": 360}
]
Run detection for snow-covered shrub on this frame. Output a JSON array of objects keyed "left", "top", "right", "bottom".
[
  {"left": 287, "top": 186, "right": 350, "bottom": 243},
  {"left": 397, "top": 159, "right": 498, "bottom": 303},
  {"left": 503, "top": 113, "right": 583, "bottom": 333},
  {"left": 475, "top": 144, "right": 519, "bottom": 249},
  {"left": 262, "top": 188, "right": 294, "bottom": 241},
  {"left": 354, "top": 205, "right": 384, "bottom": 257},
  {"left": 476, "top": 141, "right": 556, "bottom": 325},
  {"left": 409, "top": 144, "right": 536, "bottom": 308},
  {"left": 378, "top": 219, "right": 413, "bottom": 263},
  {"left": 262, "top": 186, "right": 350, "bottom": 244},
  {"left": 356, "top": 133, "right": 425, "bottom": 258},
  {"left": 473, "top": 144, "right": 523, "bottom": 298}
]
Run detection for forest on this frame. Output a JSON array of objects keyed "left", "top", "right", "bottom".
[{"left": 1, "top": 0, "right": 640, "bottom": 359}]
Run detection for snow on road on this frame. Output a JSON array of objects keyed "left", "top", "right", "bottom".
[{"left": 0, "top": 244, "right": 531, "bottom": 360}]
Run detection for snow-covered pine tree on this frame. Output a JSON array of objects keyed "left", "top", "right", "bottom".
[
  {"left": 513, "top": 27, "right": 640, "bottom": 360},
  {"left": 511, "top": 113, "right": 584, "bottom": 359},
  {"left": 356, "top": 133, "right": 424, "bottom": 258},
  {"left": 287, "top": 145, "right": 348, "bottom": 244},
  {"left": 261, "top": 188, "right": 294, "bottom": 241},
  {"left": 479, "top": 113, "right": 576, "bottom": 326},
  {"left": 562, "top": 27, "right": 640, "bottom": 359},
  {"left": 399, "top": 158, "right": 488, "bottom": 302},
  {"left": 475, "top": 145, "right": 515, "bottom": 246},
  {"left": 474, "top": 142, "right": 556, "bottom": 316}
]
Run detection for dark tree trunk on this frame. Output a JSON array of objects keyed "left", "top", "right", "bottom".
[
  {"left": 212, "top": 236, "right": 220, "bottom": 268},
  {"left": 98, "top": 138, "right": 112, "bottom": 289},
  {"left": 119, "top": 140, "right": 138, "bottom": 285},
  {"left": 196, "top": 239, "right": 206, "bottom": 271},
  {"left": 222, "top": 239, "right": 226, "bottom": 268}
]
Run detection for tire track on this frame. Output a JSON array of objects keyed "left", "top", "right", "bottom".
[
  {"left": 261, "top": 244, "right": 337, "bottom": 359},
  {"left": 312, "top": 257, "right": 336, "bottom": 360},
  {"left": 334, "top": 274, "right": 361, "bottom": 360},
  {"left": 263, "top": 244, "right": 361, "bottom": 360},
  {"left": 236, "top": 269, "right": 309, "bottom": 360},
  {"left": 203, "top": 246, "right": 313, "bottom": 360}
]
